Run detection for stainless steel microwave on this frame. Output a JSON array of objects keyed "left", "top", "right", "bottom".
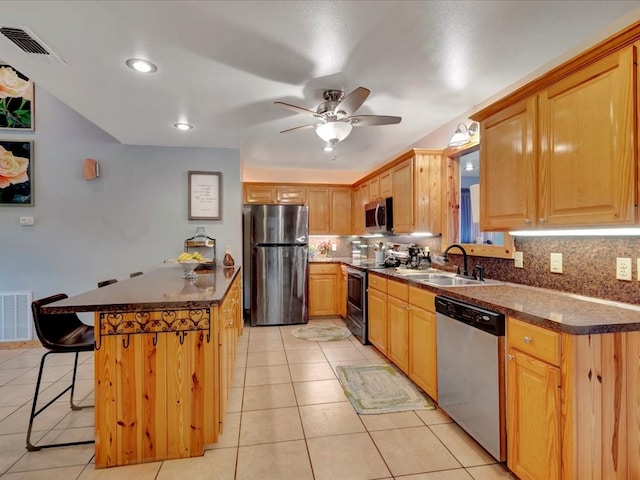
[{"left": 364, "top": 198, "right": 393, "bottom": 234}]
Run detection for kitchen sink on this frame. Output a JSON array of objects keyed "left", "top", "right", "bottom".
[{"left": 394, "top": 269, "right": 501, "bottom": 287}]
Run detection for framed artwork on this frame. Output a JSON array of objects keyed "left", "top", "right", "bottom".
[
  {"left": 188, "top": 171, "right": 222, "bottom": 220},
  {"left": 0, "top": 65, "right": 34, "bottom": 131},
  {"left": 0, "top": 140, "right": 33, "bottom": 205}
]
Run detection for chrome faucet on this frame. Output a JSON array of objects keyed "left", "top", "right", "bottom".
[{"left": 443, "top": 243, "right": 469, "bottom": 277}]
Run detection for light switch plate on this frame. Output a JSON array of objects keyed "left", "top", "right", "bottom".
[
  {"left": 19, "top": 216, "right": 34, "bottom": 226},
  {"left": 514, "top": 252, "right": 523, "bottom": 268},
  {"left": 637, "top": 259, "right": 640, "bottom": 281},
  {"left": 550, "top": 253, "right": 563, "bottom": 273},
  {"left": 616, "top": 257, "right": 632, "bottom": 281}
]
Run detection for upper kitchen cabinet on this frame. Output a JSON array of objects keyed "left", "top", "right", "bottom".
[
  {"left": 392, "top": 150, "right": 442, "bottom": 234},
  {"left": 369, "top": 175, "right": 380, "bottom": 202},
  {"left": 308, "top": 186, "right": 352, "bottom": 235},
  {"left": 352, "top": 181, "right": 369, "bottom": 235},
  {"left": 474, "top": 37, "right": 637, "bottom": 230},
  {"left": 379, "top": 170, "right": 393, "bottom": 198},
  {"left": 244, "top": 184, "right": 277, "bottom": 204},
  {"left": 276, "top": 185, "right": 307, "bottom": 204}
]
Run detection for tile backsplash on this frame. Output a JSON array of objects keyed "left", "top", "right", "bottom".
[{"left": 310, "top": 234, "right": 640, "bottom": 304}]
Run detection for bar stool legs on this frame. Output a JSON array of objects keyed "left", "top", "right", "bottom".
[{"left": 26, "top": 351, "right": 94, "bottom": 451}]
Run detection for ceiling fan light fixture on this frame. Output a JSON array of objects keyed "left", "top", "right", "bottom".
[
  {"left": 323, "top": 141, "right": 335, "bottom": 152},
  {"left": 316, "top": 121, "right": 352, "bottom": 143}
]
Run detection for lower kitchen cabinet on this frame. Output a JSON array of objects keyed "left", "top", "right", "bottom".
[
  {"left": 387, "top": 280, "right": 409, "bottom": 374},
  {"left": 219, "top": 274, "right": 242, "bottom": 435},
  {"left": 309, "top": 263, "right": 339, "bottom": 316},
  {"left": 408, "top": 286, "right": 437, "bottom": 401},
  {"left": 367, "top": 273, "right": 388, "bottom": 354}
]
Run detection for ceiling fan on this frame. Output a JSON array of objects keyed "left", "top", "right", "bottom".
[{"left": 274, "top": 87, "right": 401, "bottom": 151}]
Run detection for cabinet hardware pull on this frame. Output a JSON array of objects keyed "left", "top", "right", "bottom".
[
  {"left": 507, "top": 354, "right": 514, "bottom": 360},
  {"left": 523, "top": 336, "right": 532, "bottom": 344},
  {"left": 524, "top": 218, "right": 531, "bottom": 225},
  {"left": 539, "top": 218, "right": 546, "bottom": 224}
]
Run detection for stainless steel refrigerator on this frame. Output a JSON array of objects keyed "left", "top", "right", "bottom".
[{"left": 249, "top": 204, "right": 309, "bottom": 326}]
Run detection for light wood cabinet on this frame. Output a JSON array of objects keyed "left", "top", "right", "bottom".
[
  {"left": 309, "top": 263, "right": 339, "bottom": 316},
  {"left": 408, "top": 287, "right": 437, "bottom": 401},
  {"left": 244, "top": 184, "right": 276, "bottom": 204},
  {"left": 479, "top": 46, "right": 635, "bottom": 230},
  {"left": 219, "top": 274, "right": 242, "bottom": 435},
  {"left": 387, "top": 280, "right": 409, "bottom": 374},
  {"left": 391, "top": 159, "right": 414, "bottom": 233},
  {"left": 379, "top": 170, "right": 392, "bottom": 198},
  {"left": 369, "top": 175, "right": 380, "bottom": 201},
  {"left": 307, "top": 187, "right": 331, "bottom": 234},
  {"left": 507, "top": 318, "right": 561, "bottom": 480},
  {"left": 367, "top": 273, "right": 388, "bottom": 354},
  {"left": 276, "top": 185, "right": 307, "bottom": 204},
  {"left": 330, "top": 187, "right": 352, "bottom": 235},
  {"left": 338, "top": 265, "right": 347, "bottom": 318}
]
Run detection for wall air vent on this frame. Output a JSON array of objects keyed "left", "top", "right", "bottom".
[{"left": 0, "top": 26, "right": 65, "bottom": 64}]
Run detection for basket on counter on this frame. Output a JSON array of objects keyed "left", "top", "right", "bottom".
[{"left": 184, "top": 230, "right": 216, "bottom": 270}]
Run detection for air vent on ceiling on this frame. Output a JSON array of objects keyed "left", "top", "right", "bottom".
[{"left": 0, "top": 26, "right": 65, "bottom": 64}]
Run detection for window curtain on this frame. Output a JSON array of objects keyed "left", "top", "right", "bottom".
[{"left": 460, "top": 188, "right": 472, "bottom": 243}]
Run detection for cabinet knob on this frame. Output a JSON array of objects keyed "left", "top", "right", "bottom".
[
  {"left": 507, "top": 354, "right": 514, "bottom": 361},
  {"left": 539, "top": 218, "right": 546, "bottom": 224},
  {"left": 523, "top": 336, "right": 532, "bottom": 344},
  {"left": 524, "top": 218, "right": 531, "bottom": 225}
]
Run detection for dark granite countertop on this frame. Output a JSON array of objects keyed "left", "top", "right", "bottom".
[
  {"left": 43, "top": 266, "right": 241, "bottom": 314},
  {"left": 312, "top": 258, "right": 640, "bottom": 335}
]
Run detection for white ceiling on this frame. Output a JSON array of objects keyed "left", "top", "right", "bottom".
[{"left": 1, "top": 1, "right": 639, "bottom": 175}]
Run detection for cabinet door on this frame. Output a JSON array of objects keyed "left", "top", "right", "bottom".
[
  {"left": 276, "top": 186, "right": 307, "bottom": 204},
  {"left": 379, "top": 170, "right": 393, "bottom": 198},
  {"left": 414, "top": 152, "right": 442, "bottom": 235},
  {"left": 539, "top": 46, "right": 635, "bottom": 227},
  {"left": 392, "top": 159, "right": 414, "bottom": 233},
  {"left": 408, "top": 306, "right": 437, "bottom": 401},
  {"left": 507, "top": 348, "right": 561, "bottom": 480},
  {"left": 244, "top": 184, "right": 276, "bottom": 204},
  {"left": 309, "top": 273, "right": 337, "bottom": 316},
  {"left": 369, "top": 176, "right": 380, "bottom": 201},
  {"left": 330, "top": 188, "right": 352, "bottom": 235},
  {"left": 367, "top": 288, "right": 388, "bottom": 355},
  {"left": 338, "top": 266, "right": 347, "bottom": 318},
  {"left": 481, "top": 97, "right": 537, "bottom": 230},
  {"left": 387, "top": 295, "right": 409, "bottom": 373},
  {"left": 308, "top": 188, "right": 330, "bottom": 234}
]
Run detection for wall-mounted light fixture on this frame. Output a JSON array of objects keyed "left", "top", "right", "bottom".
[{"left": 448, "top": 122, "right": 479, "bottom": 147}]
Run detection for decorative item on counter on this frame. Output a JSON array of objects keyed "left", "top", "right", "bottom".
[
  {"left": 224, "top": 267, "right": 234, "bottom": 279},
  {"left": 184, "top": 226, "right": 216, "bottom": 269},
  {"left": 374, "top": 242, "right": 385, "bottom": 266},
  {"left": 223, "top": 247, "right": 235, "bottom": 267},
  {"left": 316, "top": 240, "right": 332, "bottom": 258}
]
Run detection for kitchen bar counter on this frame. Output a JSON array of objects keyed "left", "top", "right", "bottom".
[
  {"left": 313, "top": 258, "right": 640, "bottom": 334},
  {"left": 44, "top": 266, "right": 242, "bottom": 468}
]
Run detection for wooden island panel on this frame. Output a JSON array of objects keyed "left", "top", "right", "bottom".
[{"left": 94, "top": 308, "right": 219, "bottom": 467}]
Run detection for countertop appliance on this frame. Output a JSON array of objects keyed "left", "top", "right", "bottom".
[
  {"left": 365, "top": 197, "right": 393, "bottom": 234},
  {"left": 435, "top": 295, "right": 506, "bottom": 461},
  {"left": 249, "top": 204, "right": 309, "bottom": 326},
  {"left": 345, "top": 267, "right": 368, "bottom": 344}
]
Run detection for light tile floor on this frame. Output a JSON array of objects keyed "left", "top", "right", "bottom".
[{"left": 0, "top": 317, "right": 517, "bottom": 479}]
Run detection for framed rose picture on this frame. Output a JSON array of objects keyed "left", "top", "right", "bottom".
[
  {"left": 0, "top": 140, "right": 33, "bottom": 205},
  {"left": 0, "top": 65, "right": 34, "bottom": 131}
]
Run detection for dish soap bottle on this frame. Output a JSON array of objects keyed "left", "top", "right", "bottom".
[{"left": 223, "top": 247, "right": 235, "bottom": 267}]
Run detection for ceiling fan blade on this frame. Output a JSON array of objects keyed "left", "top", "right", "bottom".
[
  {"left": 349, "top": 115, "right": 402, "bottom": 126},
  {"left": 334, "top": 87, "right": 370, "bottom": 117},
  {"left": 280, "top": 123, "right": 320, "bottom": 134},
  {"left": 274, "top": 101, "right": 320, "bottom": 117}
]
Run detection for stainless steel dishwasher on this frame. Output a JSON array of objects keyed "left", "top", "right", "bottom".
[{"left": 435, "top": 295, "right": 506, "bottom": 462}]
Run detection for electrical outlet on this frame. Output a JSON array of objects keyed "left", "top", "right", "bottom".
[
  {"left": 514, "top": 251, "right": 523, "bottom": 269},
  {"left": 331, "top": 243, "right": 337, "bottom": 251},
  {"left": 637, "top": 258, "right": 640, "bottom": 281},
  {"left": 19, "top": 216, "right": 34, "bottom": 226},
  {"left": 616, "top": 257, "right": 632, "bottom": 281},
  {"left": 550, "top": 253, "right": 563, "bottom": 273}
]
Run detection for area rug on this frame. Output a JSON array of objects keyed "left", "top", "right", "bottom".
[
  {"left": 290, "top": 325, "right": 352, "bottom": 341},
  {"left": 336, "top": 364, "right": 436, "bottom": 414}
]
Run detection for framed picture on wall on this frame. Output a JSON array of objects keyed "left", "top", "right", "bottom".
[
  {"left": 0, "top": 140, "right": 33, "bottom": 205},
  {"left": 0, "top": 65, "right": 34, "bottom": 131},
  {"left": 188, "top": 171, "right": 222, "bottom": 220}
]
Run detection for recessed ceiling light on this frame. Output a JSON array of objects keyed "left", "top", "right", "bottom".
[
  {"left": 173, "top": 122, "right": 193, "bottom": 131},
  {"left": 125, "top": 58, "right": 158, "bottom": 73}
]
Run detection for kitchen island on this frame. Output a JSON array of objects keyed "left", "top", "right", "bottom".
[{"left": 43, "top": 266, "right": 242, "bottom": 468}]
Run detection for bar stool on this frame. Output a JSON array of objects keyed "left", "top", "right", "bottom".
[
  {"left": 97, "top": 278, "right": 117, "bottom": 288},
  {"left": 130, "top": 271, "right": 143, "bottom": 278},
  {"left": 27, "top": 293, "right": 95, "bottom": 451}
]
